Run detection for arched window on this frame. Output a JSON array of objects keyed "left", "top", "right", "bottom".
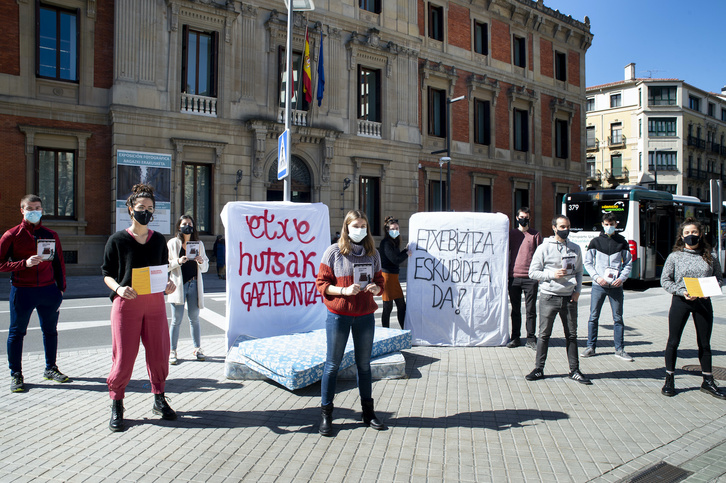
[{"left": 267, "top": 155, "right": 312, "bottom": 202}]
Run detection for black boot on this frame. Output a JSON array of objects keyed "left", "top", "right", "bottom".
[
  {"left": 701, "top": 375, "right": 726, "bottom": 400},
  {"left": 661, "top": 372, "right": 676, "bottom": 397},
  {"left": 152, "top": 393, "right": 177, "bottom": 420},
  {"left": 109, "top": 399, "right": 125, "bottom": 432},
  {"left": 361, "top": 399, "right": 387, "bottom": 430},
  {"left": 319, "top": 403, "right": 334, "bottom": 437}
]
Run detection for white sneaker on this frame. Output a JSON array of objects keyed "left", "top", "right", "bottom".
[
  {"left": 193, "top": 348, "right": 205, "bottom": 361},
  {"left": 614, "top": 350, "right": 634, "bottom": 362},
  {"left": 169, "top": 350, "right": 178, "bottom": 365}
]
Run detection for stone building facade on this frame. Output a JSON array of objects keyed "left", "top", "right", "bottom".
[
  {"left": 0, "top": 0, "right": 591, "bottom": 274},
  {"left": 586, "top": 63, "right": 726, "bottom": 199}
]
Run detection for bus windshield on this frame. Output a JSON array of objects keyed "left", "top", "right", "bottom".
[{"left": 566, "top": 199, "right": 629, "bottom": 232}]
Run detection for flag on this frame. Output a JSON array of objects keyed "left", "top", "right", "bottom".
[
  {"left": 316, "top": 30, "right": 325, "bottom": 107},
  {"left": 302, "top": 29, "right": 312, "bottom": 104}
]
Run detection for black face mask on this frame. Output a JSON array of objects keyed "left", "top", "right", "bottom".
[
  {"left": 180, "top": 225, "right": 194, "bottom": 235},
  {"left": 556, "top": 229, "right": 570, "bottom": 240},
  {"left": 517, "top": 218, "right": 529, "bottom": 227},
  {"left": 132, "top": 210, "right": 153, "bottom": 226},
  {"left": 683, "top": 234, "right": 700, "bottom": 246}
]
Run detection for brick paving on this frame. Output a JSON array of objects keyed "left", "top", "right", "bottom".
[{"left": 1, "top": 283, "right": 726, "bottom": 482}]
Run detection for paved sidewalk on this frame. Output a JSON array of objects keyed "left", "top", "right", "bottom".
[{"left": 1, "top": 285, "right": 726, "bottom": 482}]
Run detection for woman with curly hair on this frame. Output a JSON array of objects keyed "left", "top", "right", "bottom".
[
  {"left": 315, "top": 210, "right": 387, "bottom": 436},
  {"left": 660, "top": 217, "right": 725, "bottom": 399},
  {"left": 378, "top": 216, "right": 410, "bottom": 329},
  {"left": 102, "top": 184, "right": 177, "bottom": 432}
]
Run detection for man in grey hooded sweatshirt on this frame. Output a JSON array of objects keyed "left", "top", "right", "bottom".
[{"left": 525, "top": 215, "right": 592, "bottom": 385}]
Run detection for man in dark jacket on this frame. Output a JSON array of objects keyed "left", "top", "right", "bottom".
[
  {"left": 0, "top": 194, "right": 69, "bottom": 392},
  {"left": 582, "top": 212, "right": 633, "bottom": 361}
]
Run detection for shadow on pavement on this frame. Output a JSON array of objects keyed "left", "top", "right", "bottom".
[
  {"left": 403, "top": 352, "right": 440, "bottom": 379},
  {"left": 172, "top": 407, "right": 569, "bottom": 433}
]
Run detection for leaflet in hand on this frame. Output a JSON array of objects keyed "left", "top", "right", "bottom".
[
  {"left": 683, "top": 276, "right": 723, "bottom": 298},
  {"left": 354, "top": 263, "right": 373, "bottom": 289},
  {"left": 186, "top": 241, "right": 201, "bottom": 260},
  {"left": 603, "top": 267, "right": 619, "bottom": 284},
  {"left": 561, "top": 254, "right": 576, "bottom": 275},
  {"left": 132, "top": 265, "right": 169, "bottom": 295},
  {"left": 36, "top": 239, "right": 56, "bottom": 261}
]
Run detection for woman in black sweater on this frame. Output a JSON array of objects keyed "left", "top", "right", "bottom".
[
  {"left": 101, "top": 184, "right": 177, "bottom": 432},
  {"left": 378, "top": 216, "right": 410, "bottom": 329}
]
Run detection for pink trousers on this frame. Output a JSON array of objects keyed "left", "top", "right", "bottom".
[{"left": 107, "top": 293, "right": 170, "bottom": 400}]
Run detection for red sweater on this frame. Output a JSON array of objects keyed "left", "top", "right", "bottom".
[
  {"left": 509, "top": 228, "right": 542, "bottom": 279},
  {"left": 0, "top": 219, "right": 66, "bottom": 291},
  {"left": 316, "top": 243, "right": 384, "bottom": 316}
]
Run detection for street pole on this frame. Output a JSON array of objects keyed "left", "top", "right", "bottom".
[
  {"left": 445, "top": 95, "right": 465, "bottom": 211},
  {"left": 283, "top": 0, "right": 293, "bottom": 202}
]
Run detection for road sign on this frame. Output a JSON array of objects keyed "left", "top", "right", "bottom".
[{"left": 278, "top": 129, "right": 289, "bottom": 180}]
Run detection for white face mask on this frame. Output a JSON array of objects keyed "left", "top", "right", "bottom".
[
  {"left": 388, "top": 230, "right": 400, "bottom": 239},
  {"left": 348, "top": 226, "right": 367, "bottom": 243},
  {"left": 603, "top": 225, "right": 616, "bottom": 236}
]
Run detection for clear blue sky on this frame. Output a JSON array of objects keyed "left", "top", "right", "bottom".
[{"left": 543, "top": 0, "right": 726, "bottom": 93}]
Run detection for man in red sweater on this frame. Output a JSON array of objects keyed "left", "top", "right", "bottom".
[
  {"left": 507, "top": 207, "right": 543, "bottom": 349},
  {"left": 0, "top": 194, "right": 68, "bottom": 392}
]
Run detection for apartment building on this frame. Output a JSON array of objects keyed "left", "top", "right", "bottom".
[
  {"left": 0, "top": 0, "right": 591, "bottom": 274},
  {"left": 585, "top": 63, "right": 726, "bottom": 199}
]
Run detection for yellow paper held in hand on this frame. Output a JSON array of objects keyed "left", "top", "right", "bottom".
[
  {"left": 683, "top": 277, "right": 722, "bottom": 298},
  {"left": 132, "top": 265, "right": 169, "bottom": 295}
]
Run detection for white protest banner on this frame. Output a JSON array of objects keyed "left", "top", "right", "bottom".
[
  {"left": 405, "top": 212, "right": 509, "bottom": 346},
  {"left": 220, "top": 202, "right": 330, "bottom": 346}
]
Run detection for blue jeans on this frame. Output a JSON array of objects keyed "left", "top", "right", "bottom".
[
  {"left": 169, "top": 279, "right": 201, "bottom": 350},
  {"left": 320, "top": 310, "right": 375, "bottom": 406},
  {"left": 586, "top": 283, "right": 625, "bottom": 351},
  {"left": 7, "top": 284, "right": 63, "bottom": 374}
]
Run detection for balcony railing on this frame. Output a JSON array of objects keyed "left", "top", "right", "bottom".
[
  {"left": 586, "top": 139, "right": 599, "bottom": 151},
  {"left": 607, "top": 166, "right": 629, "bottom": 179},
  {"left": 687, "top": 167, "right": 709, "bottom": 180},
  {"left": 180, "top": 93, "right": 217, "bottom": 117},
  {"left": 709, "top": 142, "right": 721, "bottom": 154},
  {"left": 687, "top": 135, "right": 706, "bottom": 149},
  {"left": 607, "top": 135, "right": 626, "bottom": 147},
  {"left": 277, "top": 108, "right": 308, "bottom": 126},
  {"left": 357, "top": 119, "right": 382, "bottom": 138}
]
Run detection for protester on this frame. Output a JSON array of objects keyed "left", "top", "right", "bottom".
[
  {"left": 582, "top": 213, "right": 633, "bottom": 361},
  {"left": 212, "top": 235, "right": 225, "bottom": 279},
  {"left": 316, "top": 210, "right": 387, "bottom": 436},
  {"left": 168, "top": 215, "right": 209, "bottom": 365},
  {"left": 660, "top": 217, "right": 725, "bottom": 399},
  {"left": 379, "top": 216, "right": 410, "bottom": 329},
  {"left": 507, "top": 207, "right": 542, "bottom": 349},
  {"left": 1, "top": 194, "right": 68, "bottom": 393},
  {"left": 101, "top": 184, "right": 177, "bottom": 432},
  {"left": 526, "top": 215, "right": 592, "bottom": 385}
]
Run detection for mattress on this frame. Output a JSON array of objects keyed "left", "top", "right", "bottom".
[{"left": 225, "top": 327, "right": 411, "bottom": 390}]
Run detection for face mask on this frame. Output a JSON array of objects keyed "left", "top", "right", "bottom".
[
  {"left": 684, "top": 234, "right": 700, "bottom": 246},
  {"left": 603, "top": 225, "right": 616, "bottom": 236},
  {"left": 24, "top": 210, "right": 42, "bottom": 224},
  {"left": 180, "top": 225, "right": 194, "bottom": 235},
  {"left": 348, "top": 226, "right": 367, "bottom": 243},
  {"left": 517, "top": 218, "right": 529, "bottom": 227},
  {"left": 556, "top": 229, "right": 570, "bottom": 240},
  {"left": 132, "top": 210, "right": 153, "bottom": 226},
  {"left": 388, "top": 230, "right": 400, "bottom": 239}
]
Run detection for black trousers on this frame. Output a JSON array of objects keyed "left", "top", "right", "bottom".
[
  {"left": 508, "top": 278, "right": 538, "bottom": 341},
  {"left": 382, "top": 298, "right": 406, "bottom": 329},
  {"left": 665, "top": 295, "right": 713, "bottom": 373}
]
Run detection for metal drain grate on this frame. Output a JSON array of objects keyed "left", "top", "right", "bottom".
[
  {"left": 682, "top": 365, "right": 726, "bottom": 381},
  {"left": 625, "top": 462, "right": 692, "bottom": 483}
]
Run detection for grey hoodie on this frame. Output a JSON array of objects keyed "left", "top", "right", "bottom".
[{"left": 528, "top": 236, "right": 583, "bottom": 296}]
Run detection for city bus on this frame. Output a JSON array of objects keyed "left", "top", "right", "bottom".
[{"left": 564, "top": 187, "right": 718, "bottom": 281}]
